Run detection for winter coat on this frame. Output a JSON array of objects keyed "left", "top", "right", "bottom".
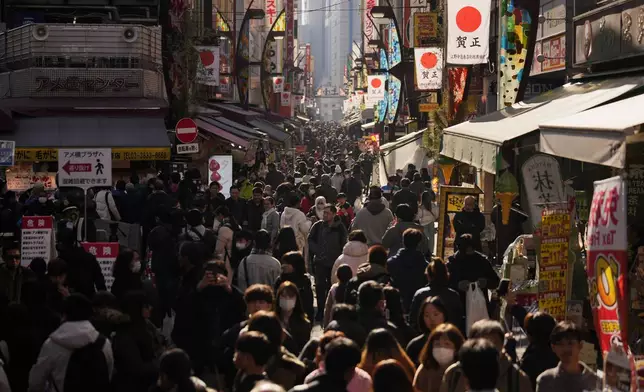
[
  {"left": 330, "top": 241, "right": 369, "bottom": 284},
  {"left": 382, "top": 221, "right": 430, "bottom": 256},
  {"left": 148, "top": 224, "right": 180, "bottom": 290},
  {"left": 519, "top": 344, "right": 560, "bottom": 389},
  {"left": 409, "top": 285, "right": 465, "bottom": 334},
  {"left": 446, "top": 250, "right": 500, "bottom": 309},
  {"left": 325, "top": 318, "right": 367, "bottom": 348},
  {"left": 536, "top": 362, "right": 599, "bottom": 392},
  {"left": 350, "top": 199, "right": 394, "bottom": 246},
  {"left": 308, "top": 219, "right": 348, "bottom": 267},
  {"left": 215, "top": 223, "right": 236, "bottom": 261},
  {"left": 226, "top": 197, "right": 248, "bottom": 226},
  {"left": 261, "top": 208, "right": 280, "bottom": 244},
  {"left": 280, "top": 207, "right": 312, "bottom": 252},
  {"left": 111, "top": 319, "right": 161, "bottom": 392},
  {"left": 267, "top": 347, "right": 306, "bottom": 390},
  {"left": 391, "top": 188, "right": 419, "bottom": 216},
  {"left": 0, "top": 264, "right": 35, "bottom": 304},
  {"left": 387, "top": 248, "right": 428, "bottom": 312},
  {"left": 58, "top": 247, "right": 106, "bottom": 298},
  {"left": 95, "top": 189, "right": 121, "bottom": 221},
  {"left": 266, "top": 169, "right": 286, "bottom": 189},
  {"left": 440, "top": 354, "right": 532, "bottom": 392},
  {"left": 274, "top": 274, "right": 315, "bottom": 322},
  {"left": 330, "top": 173, "right": 344, "bottom": 192},
  {"left": 111, "top": 271, "right": 143, "bottom": 303},
  {"left": 247, "top": 200, "right": 265, "bottom": 232},
  {"left": 409, "top": 180, "right": 425, "bottom": 199},
  {"left": 28, "top": 321, "right": 114, "bottom": 392},
  {"left": 315, "top": 183, "right": 338, "bottom": 204},
  {"left": 341, "top": 177, "right": 363, "bottom": 205},
  {"left": 453, "top": 209, "right": 486, "bottom": 251},
  {"left": 413, "top": 364, "right": 446, "bottom": 392},
  {"left": 142, "top": 191, "right": 174, "bottom": 230},
  {"left": 236, "top": 250, "right": 282, "bottom": 292}
]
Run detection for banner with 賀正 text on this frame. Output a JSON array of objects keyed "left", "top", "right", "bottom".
[
  {"left": 586, "top": 176, "right": 628, "bottom": 356},
  {"left": 447, "top": 0, "right": 490, "bottom": 64},
  {"left": 414, "top": 48, "right": 443, "bottom": 90},
  {"left": 538, "top": 208, "right": 570, "bottom": 320}
]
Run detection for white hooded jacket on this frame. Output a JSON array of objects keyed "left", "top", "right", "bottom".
[
  {"left": 28, "top": 321, "right": 114, "bottom": 392},
  {"left": 330, "top": 241, "right": 369, "bottom": 284},
  {"left": 280, "top": 206, "right": 311, "bottom": 251},
  {"left": 94, "top": 190, "right": 121, "bottom": 221}
]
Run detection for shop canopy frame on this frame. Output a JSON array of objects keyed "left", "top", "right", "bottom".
[
  {"left": 440, "top": 75, "right": 644, "bottom": 174},
  {"left": 538, "top": 92, "right": 644, "bottom": 169},
  {"left": 248, "top": 119, "right": 292, "bottom": 143}
]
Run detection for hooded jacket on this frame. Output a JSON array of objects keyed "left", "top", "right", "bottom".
[
  {"left": 281, "top": 207, "right": 312, "bottom": 251},
  {"left": 382, "top": 221, "right": 430, "bottom": 256},
  {"left": 95, "top": 189, "right": 121, "bottom": 221},
  {"left": 28, "top": 321, "right": 114, "bottom": 392},
  {"left": 330, "top": 241, "right": 369, "bottom": 284},
  {"left": 350, "top": 199, "right": 394, "bottom": 246},
  {"left": 331, "top": 173, "right": 344, "bottom": 193}
]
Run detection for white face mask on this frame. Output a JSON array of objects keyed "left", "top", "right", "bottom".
[
  {"left": 432, "top": 347, "right": 455, "bottom": 367},
  {"left": 131, "top": 261, "right": 142, "bottom": 273},
  {"left": 308, "top": 189, "right": 316, "bottom": 196},
  {"left": 279, "top": 297, "right": 296, "bottom": 311},
  {"left": 38, "top": 197, "right": 47, "bottom": 204},
  {"left": 236, "top": 242, "right": 248, "bottom": 250}
]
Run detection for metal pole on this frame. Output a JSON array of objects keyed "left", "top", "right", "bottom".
[{"left": 83, "top": 189, "right": 87, "bottom": 242}]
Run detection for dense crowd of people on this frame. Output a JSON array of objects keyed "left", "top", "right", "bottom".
[{"left": 0, "top": 122, "right": 602, "bottom": 392}]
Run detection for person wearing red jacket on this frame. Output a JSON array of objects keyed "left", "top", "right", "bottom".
[{"left": 336, "top": 193, "right": 354, "bottom": 229}]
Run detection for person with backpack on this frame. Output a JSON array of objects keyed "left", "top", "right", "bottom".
[
  {"left": 95, "top": 186, "right": 121, "bottom": 221},
  {"left": 28, "top": 293, "right": 114, "bottom": 392},
  {"left": 237, "top": 230, "right": 282, "bottom": 292},
  {"left": 213, "top": 206, "right": 241, "bottom": 266}
]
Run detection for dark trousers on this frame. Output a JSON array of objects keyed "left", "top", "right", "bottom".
[{"left": 314, "top": 264, "right": 333, "bottom": 319}]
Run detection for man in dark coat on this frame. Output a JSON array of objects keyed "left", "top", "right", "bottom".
[
  {"left": 315, "top": 174, "right": 338, "bottom": 204},
  {"left": 453, "top": 195, "right": 486, "bottom": 251},
  {"left": 265, "top": 163, "right": 286, "bottom": 189},
  {"left": 246, "top": 187, "right": 265, "bottom": 232},
  {"left": 391, "top": 178, "right": 419, "bottom": 216},
  {"left": 387, "top": 228, "right": 428, "bottom": 313}
]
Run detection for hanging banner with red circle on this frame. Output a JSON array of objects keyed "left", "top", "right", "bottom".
[
  {"left": 366, "top": 75, "right": 386, "bottom": 105},
  {"left": 195, "top": 46, "right": 220, "bottom": 86},
  {"left": 447, "top": 0, "right": 490, "bottom": 64},
  {"left": 414, "top": 47, "right": 443, "bottom": 90},
  {"left": 272, "top": 76, "right": 284, "bottom": 93},
  {"left": 280, "top": 91, "right": 291, "bottom": 106}
]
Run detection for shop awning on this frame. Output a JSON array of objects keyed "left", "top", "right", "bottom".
[
  {"left": 361, "top": 121, "right": 376, "bottom": 131},
  {"left": 296, "top": 115, "right": 310, "bottom": 123},
  {"left": 378, "top": 129, "right": 428, "bottom": 185},
  {"left": 196, "top": 117, "right": 250, "bottom": 148},
  {"left": 539, "top": 92, "right": 644, "bottom": 168},
  {"left": 248, "top": 119, "right": 291, "bottom": 143},
  {"left": 440, "top": 75, "right": 644, "bottom": 174}
]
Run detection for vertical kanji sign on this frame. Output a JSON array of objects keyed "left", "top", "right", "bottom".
[
  {"left": 414, "top": 47, "right": 443, "bottom": 90},
  {"left": 447, "top": 0, "right": 491, "bottom": 64},
  {"left": 586, "top": 176, "right": 629, "bottom": 356},
  {"left": 83, "top": 242, "right": 119, "bottom": 291},
  {"left": 366, "top": 76, "right": 386, "bottom": 105},
  {"left": 21, "top": 216, "right": 53, "bottom": 267},
  {"left": 58, "top": 149, "right": 112, "bottom": 189}
]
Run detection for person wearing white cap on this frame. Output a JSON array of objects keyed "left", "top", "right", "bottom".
[{"left": 331, "top": 165, "right": 344, "bottom": 193}]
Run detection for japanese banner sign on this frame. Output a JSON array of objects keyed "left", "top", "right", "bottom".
[
  {"left": 281, "top": 91, "right": 291, "bottom": 106},
  {"left": 363, "top": 0, "right": 377, "bottom": 53},
  {"left": 586, "top": 176, "right": 629, "bottom": 356},
  {"left": 195, "top": 46, "right": 220, "bottom": 86},
  {"left": 414, "top": 47, "right": 443, "bottom": 90},
  {"left": 58, "top": 148, "right": 112, "bottom": 189},
  {"left": 367, "top": 76, "right": 386, "bottom": 104},
  {"left": 447, "top": 0, "right": 490, "bottom": 64},
  {"left": 82, "top": 242, "right": 119, "bottom": 291},
  {"left": 21, "top": 216, "right": 53, "bottom": 267},
  {"left": 539, "top": 209, "right": 570, "bottom": 320},
  {"left": 265, "top": 0, "right": 282, "bottom": 28},
  {"left": 414, "top": 12, "right": 439, "bottom": 47},
  {"left": 521, "top": 154, "right": 565, "bottom": 228},
  {"left": 285, "top": 0, "right": 294, "bottom": 67},
  {"left": 273, "top": 76, "right": 284, "bottom": 93}
]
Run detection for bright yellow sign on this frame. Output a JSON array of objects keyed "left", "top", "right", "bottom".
[{"left": 15, "top": 148, "right": 171, "bottom": 162}]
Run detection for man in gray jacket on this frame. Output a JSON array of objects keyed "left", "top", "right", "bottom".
[
  {"left": 237, "top": 230, "right": 282, "bottom": 292},
  {"left": 351, "top": 189, "right": 394, "bottom": 246},
  {"left": 309, "top": 204, "right": 348, "bottom": 321}
]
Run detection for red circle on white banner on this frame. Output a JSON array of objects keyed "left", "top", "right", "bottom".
[
  {"left": 199, "top": 51, "right": 215, "bottom": 66},
  {"left": 420, "top": 52, "right": 438, "bottom": 69},
  {"left": 456, "top": 6, "right": 482, "bottom": 32},
  {"left": 371, "top": 78, "right": 382, "bottom": 88}
]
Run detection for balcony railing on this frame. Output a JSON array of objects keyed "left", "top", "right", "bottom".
[{"left": 0, "top": 23, "right": 162, "bottom": 72}]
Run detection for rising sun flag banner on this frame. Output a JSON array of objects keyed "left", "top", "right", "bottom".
[
  {"left": 447, "top": 0, "right": 491, "bottom": 64},
  {"left": 414, "top": 47, "right": 443, "bottom": 90}
]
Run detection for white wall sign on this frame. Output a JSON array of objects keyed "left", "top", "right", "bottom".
[
  {"left": 447, "top": 0, "right": 491, "bottom": 64},
  {"left": 522, "top": 154, "right": 565, "bottom": 227},
  {"left": 58, "top": 148, "right": 112, "bottom": 189},
  {"left": 177, "top": 143, "right": 200, "bottom": 155},
  {"left": 209, "top": 155, "right": 233, "bottom": 198},
  {"left": 367, "top": 76, "right": 386, "bottom": 104},
  {"left": 21, "top": 216, "right": 53, "bottom": 267},
  {"left": 415, "top": 47, "right": 444, "bottom": 90}
]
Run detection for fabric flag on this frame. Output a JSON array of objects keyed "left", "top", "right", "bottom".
[
  {"left": 280, "top": 91, "right": 291, "bottom": 106},
  {"left": 366, "top": 76, "right": 386, "bottom": 104},
  {"left": 447, "top": 0, "right": 490, "bottom": 64},
  {"left": 586, "top": 176, "right": 629, "bottom": 356},
  {"left": 195, "top": 46, "right": 220, "bottom": 86},
  {"left": 414, "top": 48, "right": 443, "bottom": 90},
  {"left": 273, "top": 76, "right": 284, "bottom": 93}
]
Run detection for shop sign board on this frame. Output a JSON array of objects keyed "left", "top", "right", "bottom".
[
  {"left": 176, "top": 143, "right": 199, "bottom": 155},
  {"left": 538, "top": 208, "right": 570, "bottom": 320},
  {"left": 540, "top": 34, "right": 566, "bottom": 73},
  {"left": 195, "top": 46, "right": 220, "bottom": 86},
  {"left": 208, "top": 155, "right": 233, "bottom": 198},
  {"left": 414, "top": 12, "right": 439, "bottom": 47},
  {"left": 521, "top": 154, "right": 565, "bottom": 228},
  {"left": 58, "top": 148, "right": 112, "bottom": 189},
  {"left": 175, "top": 118, "right": 199, "bottom": 144},
  {"left": 82, "top": 242, "right": 119, "bottom": 291},
  {"left": 586, "top": 176, "right": 628, "bottom": 356},
  {"left": 21, "top": 216, "right": 53, "bottom": 267},
  {"left": 0, "top": 141, "right": 15, "bottom": 167},
  {"left": 436, "top": 185, "right": 483, "bottom": 259},
  {"left": 15, "top": 148, "right": 170, "bottom": 162},
  {"left": 7, "top": 170, "right": 56, "bottom": 191}
]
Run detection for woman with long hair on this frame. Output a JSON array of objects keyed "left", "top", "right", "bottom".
[
  {"left": 111, "top": 248, "right": 143, "bottom": 302},
  {"left": 274, "top": 251, "right": 314, "bottom": 322},
  {"left": 323, "top": 264, "right": 353, "bottom": 327},
  {"left": 406, "top": 296, "right": 448, "bottom": 366},
  {"left": 273, "top": 227, "right": 299, "bottom": 261},
  {"left": 413, "top": 323, "right": 464, "bottom": 392},
  {"left": 372, "top": 359, "right": 415, "bottom": 392},
  {"left": 358, "top": 328, "right": 416, "bottom": 381},
  {"left": 274, "top": 281, "right": 312, "bottom": 355},
  {"left": 417, "top": 190, "right": 438, "bottom": 255}
]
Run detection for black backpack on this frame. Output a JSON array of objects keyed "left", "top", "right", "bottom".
[{"left": 55, "top": 335, "right": 110, "bottom": 392}]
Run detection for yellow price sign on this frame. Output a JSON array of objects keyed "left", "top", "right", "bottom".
[
  {"left": 541, "top": 211, "right": 571, "bottom": 238},
  {"left": 539, "top": 292, "right": 566, "bottom": 319},
  {"left": 447, "top": 194, "right": 466, "bottom": 212},
  {"left": 540, "top": 240, "right": 569, "bottom": 267},
  {"left": 538, "top": 268, "right": 567, "bottom": 292}
]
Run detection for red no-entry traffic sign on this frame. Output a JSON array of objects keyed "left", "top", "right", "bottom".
[{"left": 175, "top": 118, "right": 198, "bottom": 144}]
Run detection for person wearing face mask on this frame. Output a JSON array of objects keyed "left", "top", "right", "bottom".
[
  {"left": 110, "top": 248, "right": 143, "bottom": 303},
  {"left": 23, "top": 182, "right": 55, "bottom": 217},
  {"left": 298, "top": 183, "right": 315, "bottom": 214},
  {"left": 273, "top": 252, "right": 314, "bottom": 322},
  {"left": 306, "top": 196, "right": 326, "bottom": 223},
  {"left": 0, "top": 242, "right": 36, "bottom": 303},
  {"left": 413, "top": 323, "right": 465, "bottom": 392},
  {"left": 330, "top": 165, "right": 344, "bottom": 193},
  {"left": 406, "top": 297, "right": 448, "bottom": 367},
  {"left": 274, "top": 282, "right": 311, "bottom": 355}
]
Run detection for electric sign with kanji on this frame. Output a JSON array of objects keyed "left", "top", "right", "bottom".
[
  {"left": 175, "top": 118, "right": 199, "bottom": 144},
  {"left": 447, "top": 0, "right": 491, "bottom": 64},
  {"left": 58, "top": 148, "right": 112, "bottom": 189}
]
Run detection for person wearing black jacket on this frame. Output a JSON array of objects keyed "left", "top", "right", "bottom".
[
  {"left": 340, "top": 169, "right": 362, "bottom": 206},
  {"left": 247, "top": 188, "right": 265, "bottom": 232},
  {"left": 265, "top": 163, "right": 286, "bottom": 190},
  {"left": 56, "top": 226, "right": 106, "bottom": 298},
  {"left": 111, "top": 248, "right": 143, "bottom": 303},
  {"left": 453, "top": 195, "right": 486, "bottom": 251},
  {"left": 387, "top": 229, "right": 428, "bottom": 313},
  {"left": 391, "top": 179, "right": 419, "bottom": 216},
  {"left": 519, "top": 311, "right": 559, "bottom": 389}
]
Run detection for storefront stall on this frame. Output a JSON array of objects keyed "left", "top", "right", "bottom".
[{"left": 376, "top": 128, "right": 428, "bottom": 186}]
